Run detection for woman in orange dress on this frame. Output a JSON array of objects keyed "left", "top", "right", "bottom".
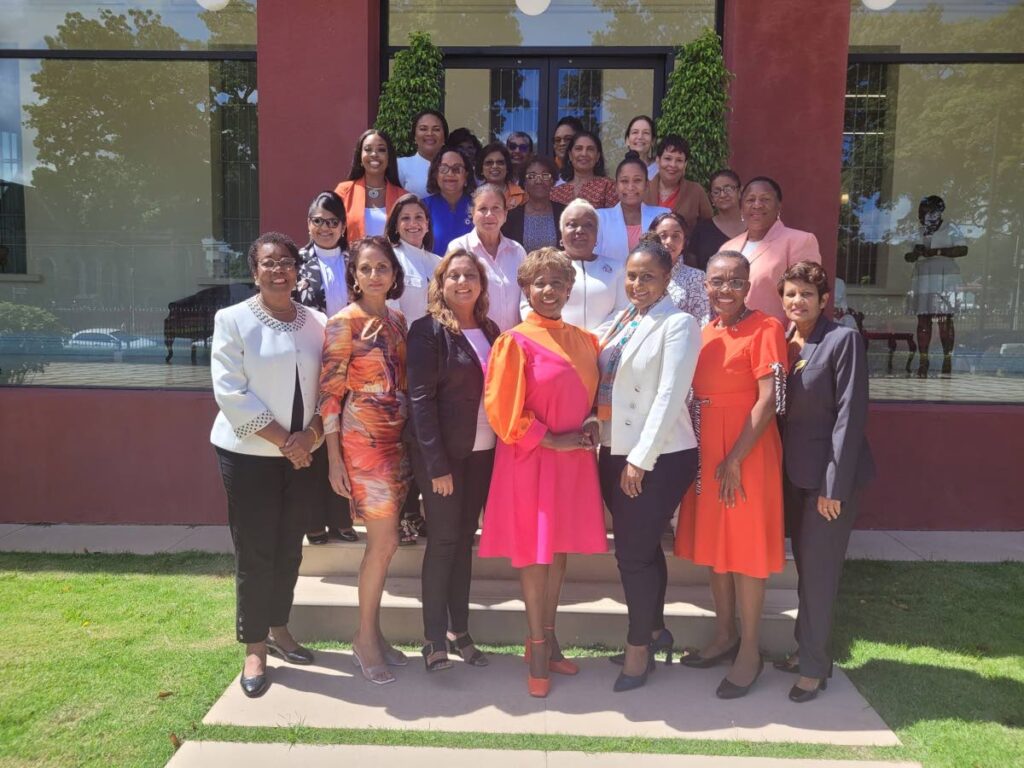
[
  {"left": 319, "top": 236, "right": 412, "bottom": 686},
  {"left": 674, "top": 250, "right": 787, "bottom": 699}
]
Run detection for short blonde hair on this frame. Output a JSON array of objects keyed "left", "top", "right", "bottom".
[
  {"left": 517, "top": 247, "right": 576, "bottom": 290},
  {"left": 559, "top": 198, "right": 599, "bottom": 232}
]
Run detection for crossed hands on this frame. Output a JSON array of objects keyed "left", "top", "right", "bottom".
[{"left": 279, "top": 429, "right": 316, "bottom": 470}]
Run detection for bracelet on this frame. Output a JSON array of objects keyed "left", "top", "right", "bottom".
[{"left": 306, "top": 424, "right": 321, "bottom": 443}]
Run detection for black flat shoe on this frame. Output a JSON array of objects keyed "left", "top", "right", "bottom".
[
  {"left": 266, "top": 636, "right": 314, "bottom": 665},
  {"left": 789, "top": 678, "right": 827, "bottom": 703},
  {"left": 610, "top": 628, "right": 674, "bottom": 666},
  {"left": 716, "top": 657, "right": 764, "bottom": 700},
  {"left": 773, "top": 657, "right": 800, "bottom": 674},
  {"left": 613, "top": 653, "right": 655, "bottom": 692},
  {"left": 240, "top": 671, "right": 268, "bottom": 698},
  {"left": 448, "top": 632, "right": 488, "bottom": 667},
  {"left": 306, "top": 531, "right": 329, "bottom": 545},
  {"left": 681, "top": 638, "right": 741, "bottom": 669},
  {"left": 328, "top": 526, "right": 359, "bottom": 543},
  {"left": 421, "top": 641, "right": 453, "bottom": 672}
]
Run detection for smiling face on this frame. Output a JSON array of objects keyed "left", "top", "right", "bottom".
[
  {"left": 307, "top": 206, "right": 344, "bottom": 249},
  {"left": 481, "top": 150, "right": 508, "bottom": 184},
  {"left": 709, "top": 173, "right": 740, "bottom": 213},
  {"left": 507, "top": 134, "right": 531, "bottom": 164},
  {"left": 626, "top": 118, "right": 653, "bottom": 158},
  {"left": 553, "top": 124, "right": 577, "bottom": 158},
  {"left": 570, "top": 136, "right": 599, "bottom": 174},
  {"left": 616, "top": 162, "right": 648, "bottom": 207},
  {"left": 352, "top": 245, "right": 395, "bottom": 300},
  {"left": 442, "top": 255, "right": 482, "bottom": 314},
  {"left": 782, "top": 279, "right": 828, "bottom": 327},
  {"left": 741, "top": 181, "right": 781, "bottom": 235},
  {"left": 624, "top": 251, "right": 671, "bottom": 312},
  {"left": 654, "top": 217, "right": 685, "bottom": 263},
  {"left": 657, "top": 146, "right": 688, "bottom": 185},
  {"left": 396, "top": 201, "right": 428, "bottom": 249},
  {"left": 414, "top": 114, "right": 445, "bottom": 159},
  {"left": 360, "top": 132, "right": 389, "bottom": 177},
  {"left": 705, "top": 256, "right": 751, "bottom": 321},
  {"left": 254, "top": 242, "right": 298, "bottom": 298},
  {"left": 526, "top": 266, "right": 572, "bottom": 319},
  {"left": 560, "top": 206, "right": 598, "bottom": 260},
  {"left": 472, "top": 190, "right": 507, "bottom": 236},
  {"left": 436, "top": 150, "right": 468, "bottom": 198}
]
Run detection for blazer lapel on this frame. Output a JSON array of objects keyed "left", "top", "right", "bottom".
[
  {"left": 745, "top": 219, "right": 785, "bottom": 266},
  {"left": 790, "top": 313, "right": 829, "bottom": 373},
  {"left": 619, "top": 296, "right": 672, "bottom": 366}
]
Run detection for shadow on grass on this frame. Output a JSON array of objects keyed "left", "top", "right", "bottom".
[{"left": 0, "top": 550, "right": 233, "bottom": 576}]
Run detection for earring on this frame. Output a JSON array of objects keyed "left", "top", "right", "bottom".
[{"left": 353, "top": 285, "right": 362, "bottom": 298}]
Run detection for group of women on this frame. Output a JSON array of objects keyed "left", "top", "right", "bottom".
[{"left": 209, "top": 112, "right": 873, "bottom": 708}]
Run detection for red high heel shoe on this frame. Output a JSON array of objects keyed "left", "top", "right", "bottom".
[
  {"left": 526, "top": 638, "right": 550, "bottom": 698},
  {"left": 523, "top": 627, "right": 579, "bottom": 675}
]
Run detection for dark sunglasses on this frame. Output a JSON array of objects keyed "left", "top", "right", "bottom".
[{"left": 507, "top": 141, "right": 531, "bottom": 151}]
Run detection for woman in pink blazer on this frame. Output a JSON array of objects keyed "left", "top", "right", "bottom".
[{"left": 722, "top": 177, "right": 820, "bottom": 325}]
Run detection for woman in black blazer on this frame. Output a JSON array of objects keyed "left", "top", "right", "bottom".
[
  {"left": 776, "top": 261, "right": 875, "bottom": 703},
  {"left": 407, "top": 247, "right": 501, "bottom": 671},
  {"left": 502, "top": 155, "right": 566, "bottom": 252}
]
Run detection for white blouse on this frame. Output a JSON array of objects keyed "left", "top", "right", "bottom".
[
  {"left": 364, "top": 206, "right": 387, "bottom": 237},
  {"left": 210, "top": 298, "right": 327, "bottom": 457},
  {"left": 388, "top": 241, "right": 440, "bottom": 322},
  {"left": 313, "top": 244, "right": 348, "bottom": 318},
  {"left": 397, "top": 153, "right": 432, "bottom": 199},
  {"left": 463, "top": 328, "right": 497, "bottom": 451}
]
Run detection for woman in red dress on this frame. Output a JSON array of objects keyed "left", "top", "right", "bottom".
[{"left": 674, "top": 250, "right": 787, "bottom": 699}]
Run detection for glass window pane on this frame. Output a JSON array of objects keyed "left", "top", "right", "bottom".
[
  {"left": 389, "top": 0, "right": 714, "bottom": 48},
  {"left": 0, "top": 59, "right": 258, "bottom": 389},
  {"left": 445, "top": 67, "right": 542, "bottom": 146},
  {"left": 849, "top": 0, "right": 1024, "bottom": 54},
  {"left": 0, "top": 0, "right": 257, "bottom": 51},
  {"left": 837, "top": 62, "right": 1024, "bottom": 403}
]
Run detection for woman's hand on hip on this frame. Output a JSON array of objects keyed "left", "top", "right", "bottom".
[
  {"left": 715, "top": 457, "right": 746, "bottom": 508},
  {"left": 328, "top": 455, "right": 352, "bottom": 498},
  {"left": 619, "top": 462, "right": 645, "bottom": 498},
  {"left": 541, "top": 430, "right": 594, "bottom": 452},
  {"left": 817, "top": 496, "right": 842, "bottom": 521},
  {"left": 432, "top": 474, "right": 454, "bottom": 497}
]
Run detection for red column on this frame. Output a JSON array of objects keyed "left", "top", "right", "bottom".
[
  {"left": 723, "top": 0, "right": 850, "bottom": 273},
  {"left": 256, "top": 0, "right": 380, "bottom": 242}
]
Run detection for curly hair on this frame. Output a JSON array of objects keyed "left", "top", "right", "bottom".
[
  {"left": 247, "top": 231, "right": 301, "bottom": 275},
  {"left": 778, "top": 260, "right": 831, "bottom": 298},
  {"left": 345, "top": 236, "right": 406, "bottom": 302},
  {"left": 517, "top": 246, "right": 575, "bottom": 290},
  {"left": 426, "top": 249, "right": 493, "bottom": 335},
  {"left": 426, "top": 146, "right": 477, "bottom": 197}
]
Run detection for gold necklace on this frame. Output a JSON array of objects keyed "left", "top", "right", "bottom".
[{"left": 258, "top": 295, "right": 296, "bottom": 319}]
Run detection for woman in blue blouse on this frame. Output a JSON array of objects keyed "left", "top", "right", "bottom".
[{"left": 423, "top": 146, "right": 476, "bottom": 256}]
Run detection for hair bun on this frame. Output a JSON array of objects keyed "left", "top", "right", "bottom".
[{"left": 623, "top": 150, "right": 641, "bottom": 161}]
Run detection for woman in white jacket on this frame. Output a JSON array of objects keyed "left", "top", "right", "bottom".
[
  {"left": 594, "top": 152, "right": 669, "bottom": 263},
  {"left": 210, "top": 232, "right": 327, "bottom": 699},
  {"left": 594, "top": 238, "right": 701, "bottom": 693}
]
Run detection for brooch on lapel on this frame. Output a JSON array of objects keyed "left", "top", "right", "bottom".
[
  {"left": 794, "top": 359, "right": 808, "bottom": 372},
  {"left": 602, "top": 263, "right": 613, "bottom": 273},
  {"left": 464, "top": 215, "right": 473, "bottom": 226}
]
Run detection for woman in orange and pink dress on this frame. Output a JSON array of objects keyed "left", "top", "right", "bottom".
[
  {"left": 319, "top": 235, "right": 412, "bottom": 686},
  {"left": 674, "top": 250, "right": 787, "bottom": 700},
  {"left": 479, "top": 247, "right": 607, "bottom": 698}
]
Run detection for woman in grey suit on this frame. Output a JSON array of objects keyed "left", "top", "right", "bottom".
[{"left": 776, "top": 261, "right": 875, "bottom": 703}]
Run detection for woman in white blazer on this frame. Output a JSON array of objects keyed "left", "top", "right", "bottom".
[
  {"left": 210, "top": 232, "right": 327, "bottom": 699},
  {"left": 594, "top": 152, "right": 670, "bottom": 263},
  {"left": 594, "top": 238, "right": 701, "bottom": 693}
]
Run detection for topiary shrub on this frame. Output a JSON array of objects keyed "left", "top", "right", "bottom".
[
  {"left": 0, "top": 301, "right": 64, "bottom": 334},
  {"left": 374, "top": 31, "right": 444, "bottom": 157},
  {"left": 656, "top": 28, "right": 732, "bottom": 189}
]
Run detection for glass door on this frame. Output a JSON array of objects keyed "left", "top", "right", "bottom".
[{"left": 444, "top": 59, "right": 549, "bottom": 151}]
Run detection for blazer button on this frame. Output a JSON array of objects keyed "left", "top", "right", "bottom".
[
  {"left": 629, "top": 402, "right": 637, "bottom": 409},
  {"left": 634, "top": 385, "right": 641, "bottom": 392},
  {"left": 624, "top": 419, "right": 632, "bottom": 426}
]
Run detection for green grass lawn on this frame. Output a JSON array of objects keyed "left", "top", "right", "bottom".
[{"left": 0, "top": 552, "right": 1021, "bottom": 768}]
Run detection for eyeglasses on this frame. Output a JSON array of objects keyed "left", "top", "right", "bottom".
[
  {"left": 706, "top": 278, "right": 749, "bottom": 291},
  {"left": 309, "top": 216, "right": 341, "bottom": 228},
  {"left": 438, "top": 164, "right": 466, "bottom": 175},
  {"left": 710, "top": 184, "right": 738, "bottom": 197},
  {"left": 258, "top": 258, "right": 297, "bottom": 270},
  {"left": 524, "top": 172, "right": 553, "bottom": 182},
  {"left": 507, "top": 141, "right": 530, "bottom": 151},
  {"left": 482, "top": 159, "right": 506, "bottom": 167}
]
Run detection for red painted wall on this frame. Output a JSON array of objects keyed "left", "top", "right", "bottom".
[
  {"left": 723, "top": 0, "right": 850, "bottom": 277},
  {"left": 256, "top": 0, "right": 381, "bottom": 243},
  {"left": 0, "top": 389, "right": 225, "bottom": 525}
]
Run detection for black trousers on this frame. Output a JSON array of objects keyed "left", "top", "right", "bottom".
[
  {"left": 784, "top": 478, "right": 858, "bottom": 679},
  {"left": 216, "top": 446, "right": 324, "bottom": 643},
  {"left": 412, "top": 447, "right": 494, "bottom": 645},
  {"left": 600, "top": 447, "right": 698, "bottom": 646},
  {"left": 307, "top": 477, "right": 353, "bottom": 532}
]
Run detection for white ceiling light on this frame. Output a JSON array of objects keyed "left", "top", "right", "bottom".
[
  {"left": 516, "top": 0, "right": 551, "bottom": 16},
  {"left": 861, "top": 0, "right": 898, "bottom": 10},
  {"left": 196, "top": 0, "right": 231, "bottom": 11}
]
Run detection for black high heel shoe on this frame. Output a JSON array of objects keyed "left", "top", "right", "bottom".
[
  {"left": 610, "top": 628, "right": 674, "bottom": 666},
  {"left": 789, "top": 678, "right": 827, "bottom": 703},
  {"left": 613, "top": 649, "right": 656, "bottom": 692},
  {"left": 266, "top": 635, "right": 314, "bottom": 665},
  {"left": 681, "top": 637, "right": 741, "bottom": 668},
  {"left": 716, "top": 657, "right": 764, "bottom": 699}
]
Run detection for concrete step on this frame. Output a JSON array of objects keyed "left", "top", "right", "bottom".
[
  {"left": 300, "top": 533, "right": 799, "bottom": 589},
  {"left": 289, "top": 575, "right": 799, "bottom": 656}
]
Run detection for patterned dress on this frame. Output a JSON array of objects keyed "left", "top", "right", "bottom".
[
  {"left": 319, "top": 303, "right": 411, "bottom": 520},
  {"left": 478, "top": 312, "right": 608, "bottom": 567},
  {"left": 674, "top": 310, "right": 787, "bottom": 578},
  {"left": 667, "top": 260, "right": 711, "bottom": 327},
  {"left": 551, "top": 177, "right": 619, "bottom": 209}
]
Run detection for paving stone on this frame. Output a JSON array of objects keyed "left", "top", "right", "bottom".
[{"left": 0, "top": 523, "right": 194, "bottom": 554}]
